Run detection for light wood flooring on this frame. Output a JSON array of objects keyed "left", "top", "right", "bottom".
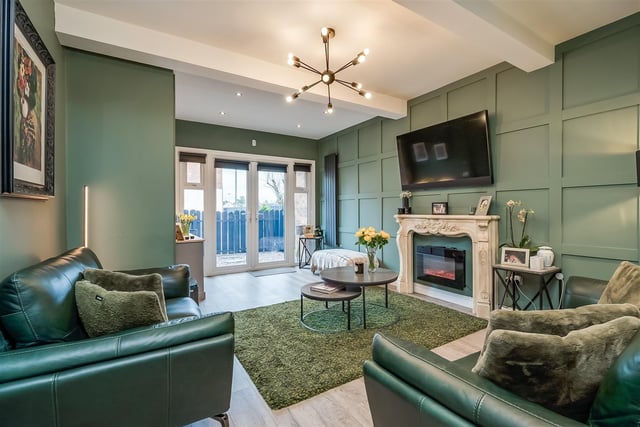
[{"left": 188, "top": 267, "right": 486, "bottom": 427}]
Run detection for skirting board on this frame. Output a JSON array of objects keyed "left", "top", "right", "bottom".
[{"left": 414, "top": 282, "right": 473, "bottom": 310}]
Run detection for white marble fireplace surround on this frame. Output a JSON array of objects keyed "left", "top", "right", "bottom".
[{"left": 394, "top": 214, "right": 500, "bottom": 319}]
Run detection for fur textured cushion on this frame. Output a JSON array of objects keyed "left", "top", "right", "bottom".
[
  {"left": 472, "top": 316, "right": 640, "bottom": 422},
  {"left": 480, "top": 303, "right": 640, "bottom": 354},
  {"left": 83, "top": 268, "right": 167, "bottom": 320},
  {"left": 599, "top": 261, "right": 640, "bottom": 307},
  {"left": 75, "top": 281, "right": 167, "bottom": 337}
]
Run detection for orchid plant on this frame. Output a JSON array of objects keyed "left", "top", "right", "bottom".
[{"left": 504, "top": 200, "right": 536, "bottom": 251}]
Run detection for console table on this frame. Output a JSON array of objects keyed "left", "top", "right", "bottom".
[
  {"left": 176, "top": 238, "right": 205, "bottom": 301},
  {"left": 298, "top": 236, "right": 323, "bottom": 268},
  {"left": 493, "top": 264, "right": 563, "bottom": 310}
]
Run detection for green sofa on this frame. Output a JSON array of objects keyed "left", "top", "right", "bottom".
[
  {"left": 0, "top": 247, "right": 234, "bottom": 427},
  {"left": 363, "top": 275, "right": 638, "bottom": 426}
]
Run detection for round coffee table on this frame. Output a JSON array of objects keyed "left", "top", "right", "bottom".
[
  {"left": 320, "top": 267, "right": 398, "bottom": 329},
  {"left": 300, "top": 283, "right": 362, "bottom": 332}
]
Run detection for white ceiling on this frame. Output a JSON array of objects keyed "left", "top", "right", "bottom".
[{"left": 54, "top": 0, "right": 640, "bottom": 139}]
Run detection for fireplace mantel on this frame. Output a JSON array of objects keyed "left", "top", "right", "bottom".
[{"left": 394, "top": 214, "right": 500, "bottom": 319}]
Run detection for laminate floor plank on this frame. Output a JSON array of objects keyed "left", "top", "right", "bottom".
[{"left": 190, "top": 268, "right": 484, "bottom": 427}]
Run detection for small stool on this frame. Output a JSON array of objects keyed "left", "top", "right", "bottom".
[{"left": 300, "top": 283, "right": 361, "bottom": 331}]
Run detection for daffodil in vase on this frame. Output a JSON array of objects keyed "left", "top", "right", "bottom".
[
  {"left": 355, "top": 226, "right": 390, "bottom": 272},
  {"left": 179, "top": 213, "right": 197, "bottom": 239}
]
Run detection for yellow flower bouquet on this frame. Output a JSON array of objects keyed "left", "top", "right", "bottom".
[{"left": 355, "top": 226, "right": 390, "bottom": 272}]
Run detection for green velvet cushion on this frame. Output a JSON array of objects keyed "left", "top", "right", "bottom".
[
  {"left": 599, "top": 261, "right": 640, "bottom": 307},
  {"left": 83, "top": 268, "right": 167, "bottom": 320},
  {"left": 75, "top": 281, "right": 167, "bottom": 337},
  {"left": 472, "top": 316, "right": 640, "bottom": 422},
  {"left": 588, "top": 330, "right": 640, "bottom": 426}
]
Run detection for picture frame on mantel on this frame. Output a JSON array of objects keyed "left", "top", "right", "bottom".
[
  {"left": 1, "top": 0, "right": 56, "bottom": 199},
  {"left": 475, "top": 195, "right": 492, "bottom": 216}
]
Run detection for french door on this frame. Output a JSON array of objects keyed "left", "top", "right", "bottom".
[
  {"left": 213, "top": 160, "right": 288, "bottom": 270},
  {"left": 176, "top": 149, "right": 314, "bottom": 275}
]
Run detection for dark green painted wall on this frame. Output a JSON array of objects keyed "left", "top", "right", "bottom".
[
  {"left": 176, "top": 120, "right": 317, "bottom": 160},
  {"left": 0, "top": 0, "right": 67, "bottom": 279},
  {"left": 65, "top": 50, "right": 175, "bottom": 269},
  {"left": 319, "top": 13, "right": 640, "bottom": 292}
]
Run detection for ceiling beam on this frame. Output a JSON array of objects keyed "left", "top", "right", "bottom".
[
  {"left": 55, "top": 3, "right": 406, "bottom": 119},
  {"left": 395, "top": 0, "right": 554, "bottom": 72}
]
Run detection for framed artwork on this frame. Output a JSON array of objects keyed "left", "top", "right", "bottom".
[
  {"left": 501, "top": 247, "right": 530, "bottom": 267},
  {"left": 432, "top": 202, "right": 448, "bottom": 215},
  {"left": 475, "top": 195, "right": 492, "bottom": 215},
  {"left": 1, "top": 0, "right": 55, "bottom": 199}
]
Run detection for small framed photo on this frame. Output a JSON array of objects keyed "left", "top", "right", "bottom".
[
  {"left": 432, "top": 202, "right": 448, "bottom": 215},
  {"left": 501, "top": 247, "right": 530, "bottom": 267},
  {"left": 475, "top": 195, "right": 492, "bottom": 216}
]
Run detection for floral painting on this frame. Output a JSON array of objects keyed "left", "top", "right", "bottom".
[
  {"left": 1, "top": 0, "right": 55, "bottom": 198},
  {"left": 13, "top": 36, "right": 44, "bottom": 173}
]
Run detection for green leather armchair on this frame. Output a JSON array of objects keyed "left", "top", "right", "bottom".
[
  {"left": 0, "top": 247, "right": 234, "bottom": 427},
  {"left": 363, "top": 275, "right": 632, "bottom": 427}
]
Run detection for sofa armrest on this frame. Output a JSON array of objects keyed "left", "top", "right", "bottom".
[
  {"left": 0, "top": 312, "right": 233, "bottom": 384},
  {"left": 119, "top": 264, "right": 191, "bottom": 299},
  {"left": 364, "top": 333, "right": 585, "bottom": 427},
  {"left": 562, "top": 276, "right": 608, "bottom": 308}
]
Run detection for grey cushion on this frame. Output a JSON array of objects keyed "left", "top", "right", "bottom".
[
  {"left": 83, "top": 268, "right": 167, "bottom": 320},
  {"left": 480, "top": 303, "right": 640, "bottom": 354},
  {"left": 472, "top": 316, "right": 640, "bottom": 422},
  {"left": 75, "top": 281, "right": 167, "bottom": 337},
  {"left": 599, "top": 261, "right": 640, "bottom": 307}
]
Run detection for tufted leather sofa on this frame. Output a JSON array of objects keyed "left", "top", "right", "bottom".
[
  {"left": 0, "top": 247, "right": 234, "bottom": 427},
  {"left": 363, "top": 276, "right": 638, "bottom": 426}
]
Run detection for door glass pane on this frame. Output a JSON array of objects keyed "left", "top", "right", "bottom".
[
  {"left": 183, "top": 189, "right": 204, "bottom": 238},
  {"left": 216, "top": 166, "right": 248, "bottom": 267},
  {"left": 186, "top": 162, "right": 202, "bottom": 184},
  {"left": 295, "top": 171, "right": 307, "bottom": 188},
  {"left": 258, "top": 169, "right": 285, "bottom": 263}
]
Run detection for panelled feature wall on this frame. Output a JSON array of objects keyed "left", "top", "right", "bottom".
[{"left": 318, "top": 13, "right": 640, "bottom": 290}]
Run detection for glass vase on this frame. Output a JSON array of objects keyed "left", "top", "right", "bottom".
[
  {"left": 366, "top": 247, "right": 379, "bottom": 273},
  {"left": 181, "top": 222, "right": 191, "bottom": 238}
]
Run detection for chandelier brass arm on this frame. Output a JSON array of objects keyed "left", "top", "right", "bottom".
[{"left": 286, "top": 27, "right": 370, "bottom": 114}]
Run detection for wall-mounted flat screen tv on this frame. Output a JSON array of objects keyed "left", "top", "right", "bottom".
[{"left": 396, "top": 110, "right": 492, "bottom": 191}]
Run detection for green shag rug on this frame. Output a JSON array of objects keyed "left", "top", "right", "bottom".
[{"left": 234, "top": 287, "right": 487, "bottom": 409}]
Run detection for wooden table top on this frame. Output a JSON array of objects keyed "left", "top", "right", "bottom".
[{"left": 320, "top": 266, "right": 398, "bottom": 286}]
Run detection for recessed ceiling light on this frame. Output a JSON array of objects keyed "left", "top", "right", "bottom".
[
  {"left": 220, "top": 111, "right": 226, "bottom": 116},
  {"left": 236, "top": 92, "right": 243, "bottom": 97},
  {"left": 297, "top": 124, "right": 302, "bottom": 128}
]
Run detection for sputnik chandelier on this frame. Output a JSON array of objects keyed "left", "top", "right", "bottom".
[{"left": 286, "top": 27, "right": 371, "bottom": 114}]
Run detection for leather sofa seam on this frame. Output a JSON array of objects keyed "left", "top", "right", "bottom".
[
  {"left": 474, "top": 393, "right": 486, "bottom": 423},
  {"left": 382, "top": 336, "right": 567, "bottom": 427},
  {"left": 53, "top": 373, "right": 60, "bottom": 427},
  {"left": 12, "top": 274, "right": 40, "bottom": 341}
]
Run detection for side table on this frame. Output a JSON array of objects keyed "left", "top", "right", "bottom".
[
  {"left": 300, "top": 284, "right": 361, "bottom": 331},
  {"left": 298, "top": 236, "right": 323, "bottom": 268},
  {"left": 493, "top": 264, "right": 563, "bottom": 310}
]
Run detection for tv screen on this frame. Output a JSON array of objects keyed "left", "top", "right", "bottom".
[{"left": 396, "top": 110, "right": 492, "bottom": 191}]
